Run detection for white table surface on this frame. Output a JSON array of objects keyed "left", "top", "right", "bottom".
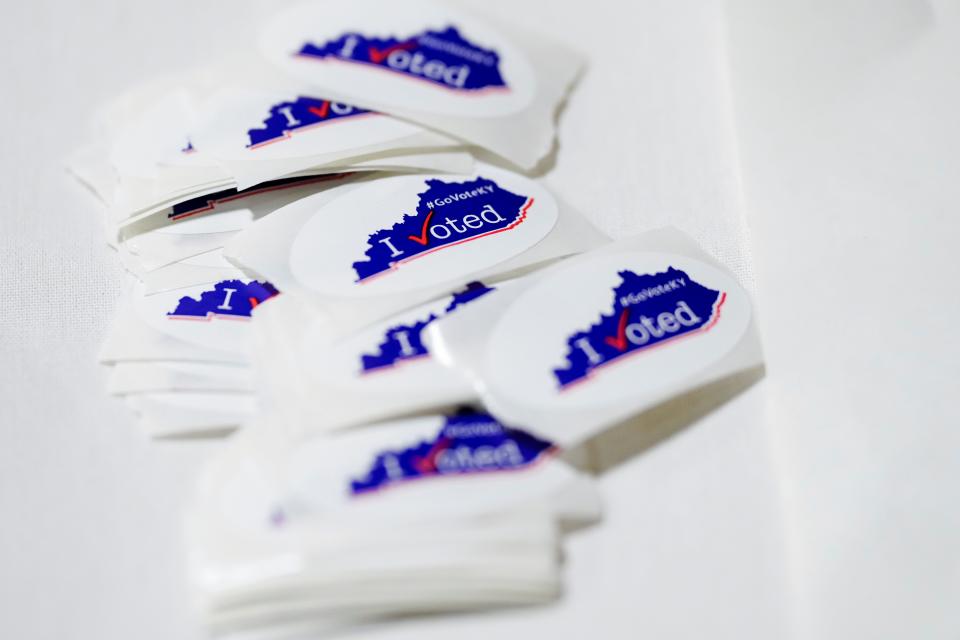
[{"left": 0, "top": 1, "right": 956, "bottom": 638}]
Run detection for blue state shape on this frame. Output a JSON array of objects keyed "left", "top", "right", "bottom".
[
  {"left": 553, "top": 268, "right": 722, "bottom": 388},
  {"left": 167, "top": 279, "right": 279, "bottom": 318},
  {"left": 297, "top": 25, "right": 507, "bottom": 91},
  {"left": 359, "top": 281, "right": 493, "bottom": 372},
  {"left": 350, "top": 410, "right": 554, "bottom": 495},
  {"left": 352, "top": 176, "right": 529, "bottom": 281},
  {"left": 246, "top": 95, "right": 371, "bottom": 147}
]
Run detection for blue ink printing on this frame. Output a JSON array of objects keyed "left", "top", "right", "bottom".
[
  {"left": 297, "top": 25, "right": 507, "bottom": 92},
  {"left": 350, "top": 411, "right": 554, "bottom": 495},
  {"left": 553, "top": 268, "right": 726, "bottom": 388},
  {"left": 246, "top": 96, "right": 372, "bottom": 148},
  {"left": 167, "top": 280, "right": 279, "bottom": 320},
  {"left": 359, "top": 281, "right": 493, "bottom": 372},
  {"left": 352, "top": 176, "right": 532, "bottom": 282}
]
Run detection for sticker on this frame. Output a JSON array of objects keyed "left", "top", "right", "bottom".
[
  {"left": 247, "top": 96, "right": 374, "bottom": 148},
  {"left": 483, "top": 253, "right": 752, "bottom": 410},
  {"left": 360, "top": 281, "right": 493, "bottom": 373},
  {"left": 298, "top": 281, "right": 491, "bottom": 404},
  {"left": 109, "top": 91, "right": 209, "bottom": 178},
  {"left": 297, "top": 26, "right": 507, "bottom": 93},
  {"left": 352, "top": 177, "right": 532, "bottom": 282},
  {"left": 554, "top": 267, "right": 725, "bottom": 389},
  {"left": 349, "top": 411, "right": 554, "bottom": 495},
  {"left": 167, "top": 280, "right": 279, "bottom": 320},
  {"left": 260, "top": 0, "right": 536, "bottom": 117},
  {"left": 199, "top": 411, "right": 599, "bottom": 536},
  {"left": 167, "top": 175, "right": 341, "bottom": 221},
  {"left": 134, "top": 279, "right": 279, "bottom": 354},
  {"left": 191, "top": 88, "right": 433, "bottom": 163},
  {"left": 289, "top": 166, "right": 557, "bottom": 297}
]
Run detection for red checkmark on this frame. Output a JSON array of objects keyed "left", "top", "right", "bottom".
[
  {"left": 368, "top": 41, "right": 416, "bottom": 63},
  {"left": 413, "top": 437, "right": 449, "bottom": 474},
  {"left": 604, "top": 307, "right": 631, "bottom": 351},
  {"left": 307, "top": 101, "right": 330, "bottom": 118},
  {"left": 248, "top": 296, "right": 260, "bottom": 309},
  {"left": 408, "top": 209, "right": 434, "bottom": 246}
]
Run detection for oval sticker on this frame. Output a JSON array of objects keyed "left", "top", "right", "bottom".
[
  {"left": 134, "top": 279, "right": 278, "bottom": 354},
  {"left": 304, "top": 281, "right": 493, "bottom": 393},
  {"left": 289, "top": 167, "right": 558, "bottom": 298},
  {"left": 192, "top": 87, "right": 426, "bottom": 162},
  {"left": 484, "top": 252, "right": 753, "bottom": 411},
  {"left": 259, "top": 0, "right": 537, "bottom": 117}
]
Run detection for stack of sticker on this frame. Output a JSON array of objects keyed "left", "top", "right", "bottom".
[
  {"left": 72, "top": 0, "right": 764, "bottom": 635},
  {"left": 187, "top": 410, "right": 602, "bottom": 634},
  {"left": 70, "top": 0, "right": 581, "bottom": 438}
]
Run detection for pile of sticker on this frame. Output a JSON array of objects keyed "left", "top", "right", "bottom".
[{"left": 70, "top": 0, "right": 764, "bottom": 635}]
